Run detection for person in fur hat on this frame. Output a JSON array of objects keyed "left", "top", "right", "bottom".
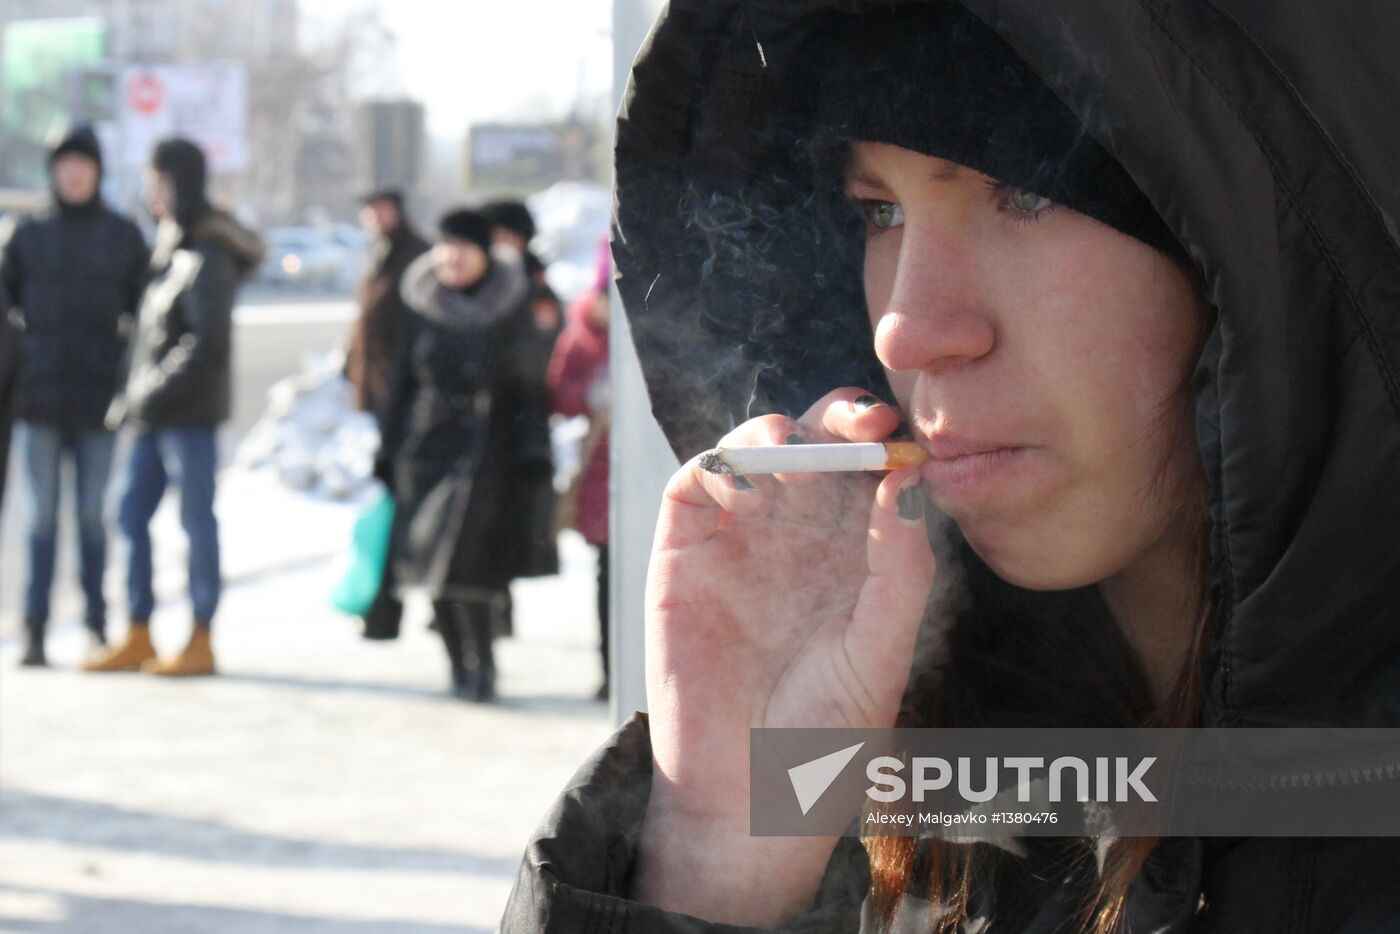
[{"left": 377, "top": 208, "right": 556, "bottom": 702}]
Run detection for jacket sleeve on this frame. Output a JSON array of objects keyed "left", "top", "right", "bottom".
[
  {"left": 0, "top": 293, "right": 18, "bottom": 509},
  {"left": 374, "top": 310, "right": 419, "bottom": 476},
  {"left": 0, "top": 219, "right": 26, "bottom": 313},
  {"left": 500, "top": 712, "right": 872, "bottom": 933},
  {"left": 547, "top": 329, "right": 594, "bottom": 419},
  {"left": 123, "top": 220, "right": 151, "bottom": 319},
  {"left": 136, "top": 243, "right": 235, "bottom": 412}
]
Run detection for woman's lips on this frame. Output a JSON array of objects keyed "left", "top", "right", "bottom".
[{"left": 917, "top": 443, "right": 1032, "bottom": 500}]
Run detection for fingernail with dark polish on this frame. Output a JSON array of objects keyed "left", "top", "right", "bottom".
[
  {"left": 786, "top": 434, "right": 805, "bottom": 445},
  {"left": 897, "top": 484, "right": 925, "bottom": 523},
  {"left": 733, "top": 474, "right": 757, "bottom": 492},
  {"left": 854, "top": 395, "right": 882, "bottom": 411}
]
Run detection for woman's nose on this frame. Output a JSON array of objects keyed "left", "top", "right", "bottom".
[{"left": 870, "top": 228, "right": 996, "bottom": 375}]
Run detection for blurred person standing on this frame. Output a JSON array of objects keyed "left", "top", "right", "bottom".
[
  {"left": 0, "top": 126, "right": 148, "bottom": 668},
  {"left": 479, "top": 199, "right": 562, "bottom": 640},
  {"left": 345, "top": 189, "right": 429, "bottom": 641},
  {"left": 345, "top": 189, "right": 428, "bottom": 421},
  {"left": 376, "top": 209, "right": 553, "bottom": 702},
  {"left": 547, "top": 240, "right": 611, "bottom": 699},
  {"left": 479, "top": 199, "right": 561, "bottom": 336},
  {"left": 84, "top": 138, "right": 264, "bottom": 677}
]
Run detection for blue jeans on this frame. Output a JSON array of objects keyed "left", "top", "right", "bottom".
[
  {"left": 118, "top": 428, "right": 221, "bottom": 625},
  {"left": 21, "top": 423, "right": 117, "bottom": 631}
]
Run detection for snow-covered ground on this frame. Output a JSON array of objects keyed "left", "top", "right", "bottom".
[
  {"left": 0, "top": 356, "right": 614, "bottom": 933},
  {"left": 0, "top": 456, "right": 613, "bottom": 932}
]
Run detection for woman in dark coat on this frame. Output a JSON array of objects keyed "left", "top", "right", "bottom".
[
  {"left": 503, "top": 1, "right": 1400, "bottom": 931},
  {"left": 377, "top": 209, "right": 555, "bottom": 702},
  {"left": 86, "top": 137, "right": 264, "bottom": 677}
]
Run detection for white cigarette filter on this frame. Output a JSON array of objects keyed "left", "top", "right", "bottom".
[{"left": 701, "top": 441, "right": 929, "bottom": 476}]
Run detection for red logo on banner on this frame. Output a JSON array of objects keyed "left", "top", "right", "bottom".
[{"left": 127, "top": 74, "right": 164, "bottom": 115}]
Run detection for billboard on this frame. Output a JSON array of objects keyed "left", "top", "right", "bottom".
[
  {"left": 467, "top": 122, "right": 599, "bottom": 193},
  {"left": 116, "top": 64, "right": 249, "bottom": 173}
]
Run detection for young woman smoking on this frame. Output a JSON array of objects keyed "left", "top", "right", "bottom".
[{"left": 504, "top": 3, "right": 1400, "bottom": 932}]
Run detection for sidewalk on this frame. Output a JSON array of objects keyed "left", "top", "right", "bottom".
[{"left": 0, "top": 470, "right": 615, "bottom": 933}]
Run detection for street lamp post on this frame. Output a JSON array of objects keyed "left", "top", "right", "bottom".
[{"left": 608, "top": 0, "right": 673, "bottom": 725}]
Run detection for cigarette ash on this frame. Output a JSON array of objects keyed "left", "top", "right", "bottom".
[{"left": 698, "top": 450, "right": 734, "bottom": 476}]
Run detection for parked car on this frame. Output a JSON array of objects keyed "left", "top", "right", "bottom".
[{"left": 258, "top": 226, "right": 365, "bottom": 291}]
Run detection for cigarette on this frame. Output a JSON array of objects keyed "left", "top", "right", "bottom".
[{"left": 699, "top": 441, "right": 929, "bottom": 476}]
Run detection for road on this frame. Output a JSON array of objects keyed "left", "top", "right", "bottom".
[{"left": 0, "top": 288, "right": 356, "bottom": 641}]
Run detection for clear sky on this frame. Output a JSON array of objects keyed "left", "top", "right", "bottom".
[{"left": 300, "top": 0, "right": 614, "bottom": 137}]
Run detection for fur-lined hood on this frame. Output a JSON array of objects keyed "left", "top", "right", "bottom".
[{"left": 151, "top": 209, "right": 265, "bottom": 278}]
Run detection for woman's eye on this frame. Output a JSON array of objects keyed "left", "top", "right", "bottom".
[
  {"left": 1005, "top": 188, "right": 1051, "bottom": 215},
  {"left": 859, "top": 200, "right": 905, "bottom": 231}
]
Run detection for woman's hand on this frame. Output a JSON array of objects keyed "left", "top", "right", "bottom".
[{"left": 631, "top": 388, "right": 937, "bottom": 925}]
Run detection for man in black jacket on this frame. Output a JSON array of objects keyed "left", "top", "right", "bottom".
[{"left": 0, "top": 126, "right": 149, "bottom": 667}]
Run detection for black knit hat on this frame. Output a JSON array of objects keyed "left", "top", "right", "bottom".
[
  {"left": 49, "top": 125, "right": 103, "bottom": 170},
  {"left": 813, "top": 5, "right": 1184, "bottom": 261},
  {"left": 437, "top": 208, "right": 493, "bottom": 252},
  {"left": 479, "top": 200, "right": 536, "bottom": 242}
]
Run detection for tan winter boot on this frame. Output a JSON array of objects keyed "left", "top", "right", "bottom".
[
  {"left": 141, "top": 625, "right": 215, "bottom": 677},
  {"left": 81, "top": 622, "right": 156, "bottom": 673}
]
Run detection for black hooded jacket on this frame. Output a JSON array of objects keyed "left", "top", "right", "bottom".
[
  {"left": 503, "top": 1, "right": 1400, "bottom": 930},
  {"left": 0, "top": 133, "right": 148, "bottom": 429}
]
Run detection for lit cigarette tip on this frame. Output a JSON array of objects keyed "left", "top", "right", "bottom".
[{"left": 883, "top": 441, "right": 930, "bottom": 469}]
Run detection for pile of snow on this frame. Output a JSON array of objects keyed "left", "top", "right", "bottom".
[
  {"left": 235, "top": 351, "right": 379, "bottom": 501},
  {"left": 528, "top": 182, "right": 612, "bottom": 303}
]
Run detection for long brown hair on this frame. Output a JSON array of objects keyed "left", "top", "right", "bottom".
[
  {"left": 864, "top": 534, "right": 1214, "bottom": 933},
  {"left": 865, "top": 264, "right": 1217, "bottom": 933}
]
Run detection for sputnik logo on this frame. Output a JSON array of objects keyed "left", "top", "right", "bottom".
[{"left": 787, "top": 742, "right": 866, "bottom": 815}]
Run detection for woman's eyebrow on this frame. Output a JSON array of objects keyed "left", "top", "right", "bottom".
[
  {"left": 929, "top": 161, "right": 963, "bottom": 183},
  {"left": 843, "top": 167, "right": 892, "bottom": 192},
  {"left": 844, "top": 161, "right": 964, "bottom": 190}
]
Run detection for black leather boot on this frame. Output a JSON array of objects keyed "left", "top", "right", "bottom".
[
  {"left": 20, "top": 619, "right": 47, "bottom": 667},
  {"left": 463, "top": 600, "right": 497, "bottom": 703},
  {"left": 433, "top": 599, "right": 470, "bottom": 698}
]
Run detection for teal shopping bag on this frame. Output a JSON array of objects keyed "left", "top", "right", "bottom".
[{"left": 330, "top": 489, "right": 395, "bottom": 616}]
